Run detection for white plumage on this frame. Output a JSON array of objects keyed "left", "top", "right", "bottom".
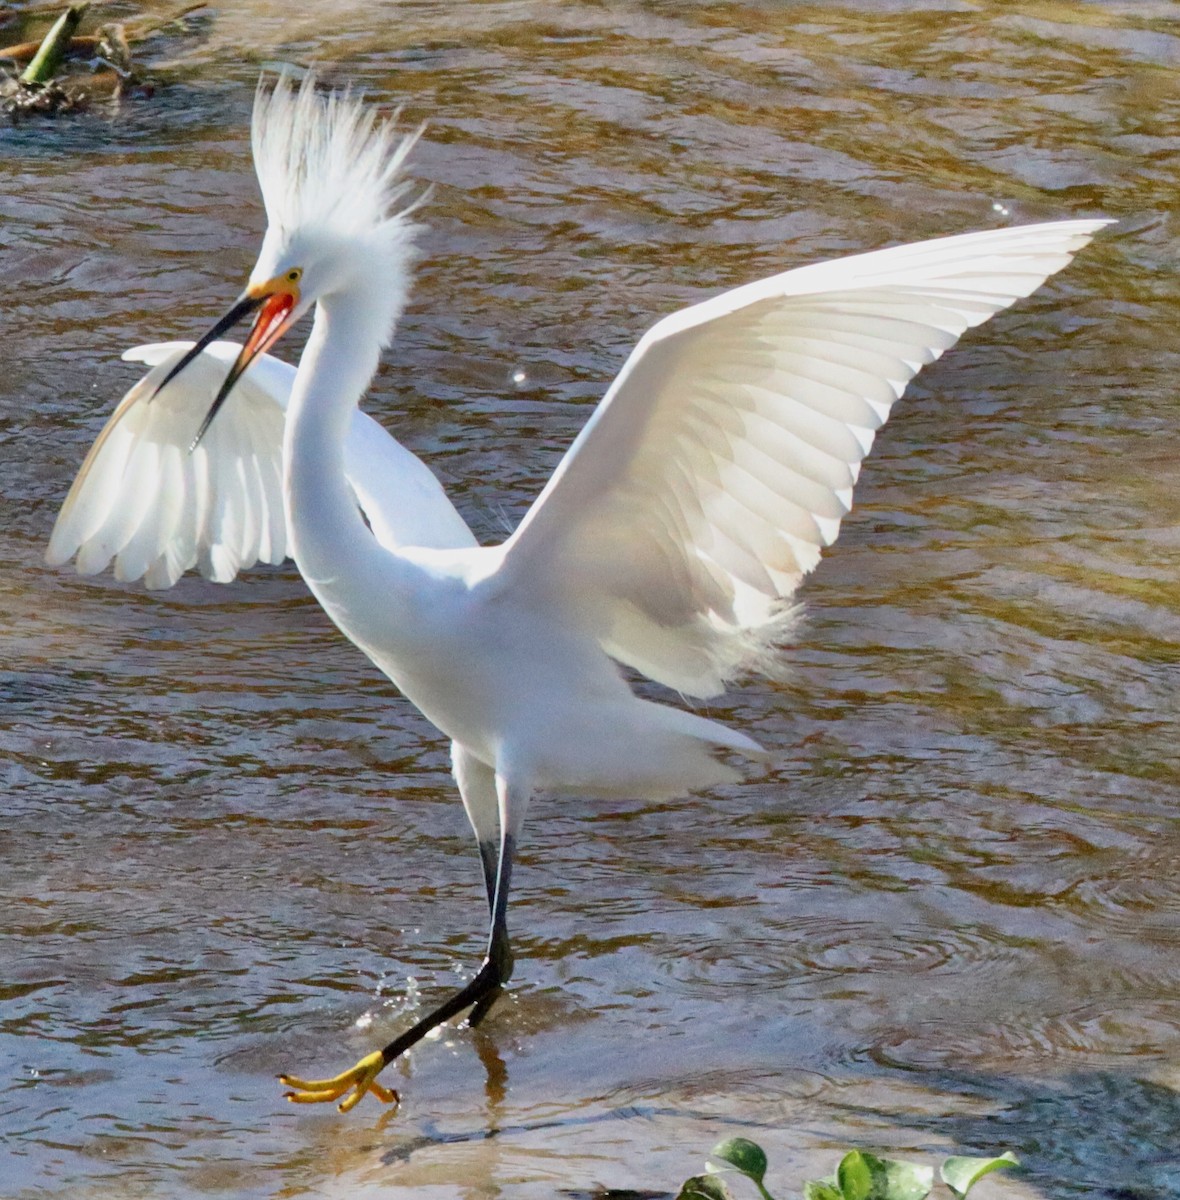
[
  {"left": 499, "top": 221, "right": 1103, "bottom": 697},
  {"left": 45, "top": 342, "right": 472, "bottom": 588},
  {"left": 47, "top": 72, "right": 1110, "bottom": 1112}
]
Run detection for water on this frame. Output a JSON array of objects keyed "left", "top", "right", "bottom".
[{"left": 2, "top": 1, "right": 1178, "bottom": 1196}]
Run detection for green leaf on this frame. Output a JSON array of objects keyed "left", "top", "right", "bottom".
[
  {"left": 940, "top": 1152, "right": 1019, "bottom": 1198},
  {"left": 837, "top": 1152, "right": 874, "bottom": 1200},
  {"left": 802, "top": 1181, "right": 844, "bottom": 1200},
  {"left": 871, "top": 1156, "right": 934, "bottom": 1200},
  {"left": 830, "top": 1152, "right": 933, "bottom": 1200},
  {"left": 709, "top": 1138, "right": 770, "bottom": 1186},
  {"left": 677, "top": 1174, "right": 734, "bottom": 1200}
]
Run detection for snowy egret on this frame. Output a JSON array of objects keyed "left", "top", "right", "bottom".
[{"left": 52, "top": 73, "right": 1109, "bottom": 1112}]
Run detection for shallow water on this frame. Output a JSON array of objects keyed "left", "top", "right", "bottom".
[{"left": 2, "top": 1, "right": 1179, "bottom": 1197}]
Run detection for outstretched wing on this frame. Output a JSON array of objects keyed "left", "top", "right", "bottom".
[
  {"left": 499, "top": 219, "right": 1111, "bottom": 698},
  {"left": 46, "top": 342, "right": 476, "bottom": 590},
  {"left": 46, "top": 341, "right": 290, "bottom": 589}
]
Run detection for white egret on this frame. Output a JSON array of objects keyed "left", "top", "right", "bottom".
[{"left": 55, "top": 73, "right": 1109, "bottom": 1112}]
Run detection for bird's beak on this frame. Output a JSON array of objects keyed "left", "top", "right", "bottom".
[{"left": 151, "top": 281, "right": 300, "bottom": 451}]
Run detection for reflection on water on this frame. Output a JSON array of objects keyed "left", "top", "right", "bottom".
[{"left": 2, "top": 1, "right": 1178, "bottom": 1196}]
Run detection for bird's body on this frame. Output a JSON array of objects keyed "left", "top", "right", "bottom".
[{"left": 49, "top": 73, "right": 1110, "bottom": 1112}]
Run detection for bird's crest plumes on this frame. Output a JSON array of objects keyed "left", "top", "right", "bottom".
[{"left": 251, "top": 71, "right": 420, "bottom": 243}]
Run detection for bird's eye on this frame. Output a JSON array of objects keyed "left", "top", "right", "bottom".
[{"left": 286, "top": 268, "right": 302, "bottom": 284}]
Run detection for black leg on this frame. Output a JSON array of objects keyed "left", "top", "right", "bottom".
[
  {"left": 469, "top": 835, "right": 511, "bottom": 1028},
  {"left": 466, "top": 944, "right": 507, "bottom": 1028},
  {"left": 377, "top": 835, "right": 516, "bottom": 1061},
  {"left": 478, "top": 838, "right": 498, "bottom": 915},
  {"left": 280, "top": 781, "right": 529, "bottom": 1112},
  {"left": 371, "top": 953, "right": 505, "bottom": 1064}
]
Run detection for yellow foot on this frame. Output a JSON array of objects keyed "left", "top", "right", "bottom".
[{"left": 280, "top": 1049, "right": 399, "bottom": 1114}]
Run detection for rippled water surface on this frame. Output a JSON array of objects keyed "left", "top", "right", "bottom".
[{"left": 2, "top": 1, "right": 1178, "bottom": 1197}]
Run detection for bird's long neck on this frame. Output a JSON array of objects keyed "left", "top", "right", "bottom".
[{"left": 283, "top": 291, "right": 400, "bottom": 602}]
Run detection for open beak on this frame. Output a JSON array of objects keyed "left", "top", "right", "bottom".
[{"left": 151, "top": 285, "right": 299, "bottom": 451}]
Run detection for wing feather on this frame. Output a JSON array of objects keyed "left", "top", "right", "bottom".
[
  {"left": 499, "top": 219, "right": 1112, "bottom": 697},
  {"left": 47, "top": 341, "right": 477, "bottom": 589},
  {"left": 47, "top": 342, "right": 289, "bottom": 589}
]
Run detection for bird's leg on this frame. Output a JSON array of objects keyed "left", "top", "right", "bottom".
[
  {"left": 280, "top": 799, "right": 524, "bottom": 1112},
  {"left": 456, "top": 742, "right": 499, "bottom": 921},
  {"left": 460, "top": 747, "right": 515, "bottom": 1028},
  {"left": 469, "top": 770, "right": 525, "bottom": 1026},
  {"left": 468, "top": 836, "right": 514, "bottom": 1028},
  {"left": 280, "top": 768, "right": 527, "bottom": 1112},
  {"left": 477, "top": 837, "right": 498, "bottom": 914}
]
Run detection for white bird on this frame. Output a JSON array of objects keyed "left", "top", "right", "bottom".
[{"left": 51, "top": 72, "right": 1110, "bottom": 1113}]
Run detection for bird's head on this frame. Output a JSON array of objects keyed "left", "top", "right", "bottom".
[{"left": 155, "top": 71, "right": 423, "bottom": 447}]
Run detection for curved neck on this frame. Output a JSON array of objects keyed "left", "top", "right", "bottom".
[{"left": 283, "top": 291, "right": 388, "bottom": 589}]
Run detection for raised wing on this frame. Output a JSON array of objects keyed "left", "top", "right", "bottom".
[
  {"left": 47, "top": 342, "right": 475, "bottom": 590},
  {"left": 500, "top": 219, "right": 1112, "bottom": 698},
  {"left": 47, "top": 341, "right": 289, "bottom": 589}
]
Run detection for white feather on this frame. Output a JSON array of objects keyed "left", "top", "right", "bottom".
[
  {"left": 47, "top": 342, "right": 475, "bottom": 589},
  {"left": 500, "top": 219, "right": 1113, "bottom": 697}
]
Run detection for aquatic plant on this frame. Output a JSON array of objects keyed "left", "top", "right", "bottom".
[{"left": 677, "top": 1137, "right": 1018, "bottom": 1200}]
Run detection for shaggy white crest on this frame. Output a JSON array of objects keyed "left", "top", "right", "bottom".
[{"left": 251, "top": 71, "right": 420, "bottom": 245}]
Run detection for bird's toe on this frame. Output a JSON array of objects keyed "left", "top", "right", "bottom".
[{"left": 280, "top": 1049, "right": 398, "bottom": 1113}]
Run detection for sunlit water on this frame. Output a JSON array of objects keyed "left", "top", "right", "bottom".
[{"left": 2, "top": 1, "right": 1178, "bottom": 1196}]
